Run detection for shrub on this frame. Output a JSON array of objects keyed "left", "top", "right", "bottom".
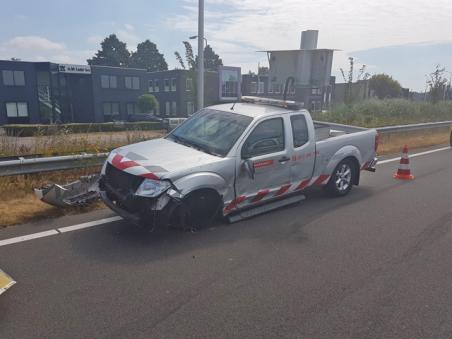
[
  {"left": 137, "top": 94, "right": 159, "bottom": 113},
  {"left": 3, "top": 121, "right": 162, "bottom": 137}
]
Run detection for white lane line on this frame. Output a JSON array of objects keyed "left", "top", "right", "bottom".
[
  {"left": 378, "top": 146, "right": 451, "bottom": 165},
  {"left": 57, "top": 216, "right": 122, "bottom": 233},
  {"left": 0, "top": 230, "right": 59, "bottom": 247}
]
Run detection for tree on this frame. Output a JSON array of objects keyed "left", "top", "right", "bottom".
[
  {"left": 199, "top": 44, "right": 223, "bottom": 71},
  {"left": 369, "top": 74, "right": 402, "bottom": 99},
  {"left": 137, "top": 94, "right": 159, "bottom": 114},
  {"left": 129, "top": 40, "right": 168, "bottom": 71},
  {"left": 87, "top": 34, "right": 130, "bottom": 67},
  {"left": 427, "top": 64, "right": 448, "bottom": 104}
]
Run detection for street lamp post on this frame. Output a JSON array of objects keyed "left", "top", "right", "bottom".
[{"left": 196, "top": 0, "right": 204, "bottom": 110}]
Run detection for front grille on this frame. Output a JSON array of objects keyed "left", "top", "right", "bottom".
[{"left": 105, "top": 163, "right": 144, "bottom": 194}]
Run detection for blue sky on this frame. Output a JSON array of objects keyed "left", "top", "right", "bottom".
[{"left": 1, "top": 0, "right": 451, "bottom": 91}]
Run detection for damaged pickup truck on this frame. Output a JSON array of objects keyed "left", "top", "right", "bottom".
[{"left": 99, "top": 97, "right": 378, "bottom": 230}]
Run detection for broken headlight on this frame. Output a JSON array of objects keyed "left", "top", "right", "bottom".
[{"left": 135, "top": 179, "right": 171, "bottom": 198}]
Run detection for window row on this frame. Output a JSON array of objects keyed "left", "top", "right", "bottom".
[
  {"left": 2, "top": 70, "right": 25, "bottom": 86},
  {"left": 5, "top": 102, "right": 28, "bottom": 117},
  {"left": 148, "top": 78, "right": 193, "bottom": 93},
  {"left": 100, "top": 75, "right": 140, "bottom": 89}
]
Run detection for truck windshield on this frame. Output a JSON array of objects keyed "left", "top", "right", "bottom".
[{"left": 167, "top": 109, "right": 253, "bottom": 157}]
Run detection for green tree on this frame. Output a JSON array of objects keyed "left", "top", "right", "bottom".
[
  {"left": 199, "top": 44, "right": 223, "bottom": 71},
  {"left": 427, "top": 64, "right": 448, "bottom": 104},
  {"left": 129, "top": 40, "right": 168, "bottom": 71},
  {"left": 369, "top": 74, "right": 402, "bottom": 99},
  {"left": 87, "top": 34, "right": 130, "bottom": 67},
  {"left": 137, "top": 94, "right": 159, "bottom": 113}
]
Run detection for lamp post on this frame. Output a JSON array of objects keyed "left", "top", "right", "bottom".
[{"left": 194, "top": 0, "right": 204, "bottom": 110}]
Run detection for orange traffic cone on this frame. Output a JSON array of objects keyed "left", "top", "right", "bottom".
[{"left": 393, "top": 145, "right": 415, "bottom": 180}]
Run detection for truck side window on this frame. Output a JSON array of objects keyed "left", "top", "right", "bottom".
[
  {"left": 291, "top": 115, "right": 309, "bottom": 148},
  {"left": 242, "top": 118, "right": 285, "bottom": 158}
]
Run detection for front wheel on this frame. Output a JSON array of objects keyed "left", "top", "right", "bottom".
[{"left": 325, "top": 159, "right": 356, "bottom": 197}]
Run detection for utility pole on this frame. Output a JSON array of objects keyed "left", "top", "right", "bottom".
[{"left": 197, "top": 0, "right": 205, "bottom": 110}]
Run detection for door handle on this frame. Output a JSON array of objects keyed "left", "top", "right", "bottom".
[{"left": 279, "top": 156, "right": 290, "bottom": 163}]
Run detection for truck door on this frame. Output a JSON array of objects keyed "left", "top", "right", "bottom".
[
  {"left": 289, "top": 114, "right": 316, "bottom": 190},
  {"left": 234, "top": 117, "right": 292, "bottom": 210}
]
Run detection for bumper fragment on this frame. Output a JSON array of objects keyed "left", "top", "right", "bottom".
[{"left": 364, "top": 157, "right": 378, "bottom": 172}]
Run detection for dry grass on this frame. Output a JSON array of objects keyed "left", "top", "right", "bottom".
[
  {"left": 0, "top": 167, "right": 104, "bottom": 227},
  {"left": 0, "top": 129, "right": 166, "bottom": 157},
  {"left": 378, "top": 127, "right": 451, "bottom": 155}
]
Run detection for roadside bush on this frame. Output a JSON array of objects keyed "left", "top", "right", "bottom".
[
  {"left": 3, "top": 121, "right": 162, "bottom": 137},
  {"left": 312, "top": 99, "right": 452, "bottom": 127}
]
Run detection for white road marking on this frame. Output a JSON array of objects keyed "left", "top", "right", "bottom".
[
  {"left": 0, "top": 145, "right": 450, "bottom": 248},
  {"left": 378, "top": 146, "right": 451, "bottom": 165},
  {"left": 0, "top": 230, "right": 59, "bottom": 247},
  {"left": 57, "top": 216, "right": 122, "bottom": 233}
]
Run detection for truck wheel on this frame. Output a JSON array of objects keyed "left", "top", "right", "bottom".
[
  {"left": 180, "top": 190, "right": 221, "bottom": 230},
  {"left": 325, "top": 159, "right": 356, "bottom": 197}
]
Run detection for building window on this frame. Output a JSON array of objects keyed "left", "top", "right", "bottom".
[
  {"left": 125, "top": 76, "right": 140, "bottom": 90},
  {"left": 272, "top": 83, "right": 281, "bottom": 94},
  {"left": 127, "top": 103, "right": 139, "bottom": 115},
  {"left": 250, "top": 82, "right": 257, "bottom": 94},
  {"left": 154, "top": 79, "right": 160, "bottom": 92},
  {"left": 103, "top": 102, "right": 120, "bottom": 120},
  {"left": 164, "top": 79, "right": 170, "bottom": 92},
  {"left": 171, "top": 78, "right": 177, "bottom": 92},
  {"left": 2, "top": 70, "right": 25, "bottom": 86},
  {"left": 148, "top": 80, "right": 154, "bottom": 92},
  {"left": 268, "top": 84, "right": 273, "bottom": 93},
  {"left": 311, "top": 88, "right": 322, "bottom": 95},
  {"left": 165, "top": 102, "right": 170, "bottom": 116},
  {"left": 186, "top": 101, "right": 194, "bottom": 116},
  {"left": 6, "top": 102, "right": 28, "bottom": 117},
  {"left": 258, "top": 81, "right": 265, "bottom": 94},
  {"left": 186, "top": 78, "right": 193, "bottom": 91},
  {"left": 101, "top": 75, "right": 117, "bottom": 89},
  {"left": 171, "top": 101, "right": 177, "bottom": 116}
]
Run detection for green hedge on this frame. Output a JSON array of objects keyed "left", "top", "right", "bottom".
[{"left": 3, "top": 121, "right": 163, "bottom": 137}]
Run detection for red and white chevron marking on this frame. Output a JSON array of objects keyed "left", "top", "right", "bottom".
[
  {"left": 109, "top": 153, "right": 159, "bottom": 180},
  {"left": 223, "top": 175, "right": 330, "bottom": 215}
]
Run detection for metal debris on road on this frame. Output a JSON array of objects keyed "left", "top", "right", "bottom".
[{"left": 34, "top": 174, "right": 100, "bottom": 208}]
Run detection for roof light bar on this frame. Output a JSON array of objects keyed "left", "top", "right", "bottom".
[{"left": 241, "top": 96, "right": 303, "bottom": 110}]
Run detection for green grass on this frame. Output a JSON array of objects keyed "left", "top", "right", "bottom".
[{"left": 312, "top": 99, "right": 452, "bottom": 127}]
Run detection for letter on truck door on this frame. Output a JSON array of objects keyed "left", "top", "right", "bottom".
[
  {"left": 235, "top": 117, "right": 292, "bottom": 208},
  {"left": 289, "top": 114, "right": 316, "bottom": 190}
]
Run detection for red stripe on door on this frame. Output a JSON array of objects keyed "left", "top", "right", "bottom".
[
  {"left": 295, "top": 179, "right": 310, "bottom": 191},
  {"left": 254, "top": 160, "right": 274, "bottom": 169},
  {"left": 224, "top": 195, "right": 247, "bottom": 213},
  {"left": 314, "top": 175, "right": 330, "bottom": 185},
  {"left": 274, "top": 184, "right": 291, "bottom": 197},
  {"left": 252, "top": 189, "right": 270, "bottom": 203}
]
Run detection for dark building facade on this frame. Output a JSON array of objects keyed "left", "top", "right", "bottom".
[{"left": 0, "top": 60, "right": 242, "bottom": 125}]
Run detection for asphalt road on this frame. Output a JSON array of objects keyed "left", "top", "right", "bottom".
[{"left": 1, "top": 147, "right": 452, "bottom": 338}]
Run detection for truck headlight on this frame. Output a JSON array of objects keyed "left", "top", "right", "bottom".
[{"left": 135, "top": 179, "right": 171, "bottom": 198}]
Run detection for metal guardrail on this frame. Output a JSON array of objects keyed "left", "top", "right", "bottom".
[
  {"left": 0, "top": 121, "right": 451, "bottom": 177},
  {"left": 376, "top": 120, "right": 452, "bottom": 133},
  {"left": 0, "top": 153, "right": 108, "bottom": 177}
]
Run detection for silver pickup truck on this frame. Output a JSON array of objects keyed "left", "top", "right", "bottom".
[{"left": 99, "top": 97, "right": 378, "bottom": 229}]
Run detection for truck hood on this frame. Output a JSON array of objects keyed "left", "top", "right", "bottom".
[{"left": 107, "top": 138, "right": 224, "bottom": 180}]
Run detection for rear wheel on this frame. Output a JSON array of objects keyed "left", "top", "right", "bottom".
[{"left": 325, "top": 159, "right": 356, "bottom": 197}]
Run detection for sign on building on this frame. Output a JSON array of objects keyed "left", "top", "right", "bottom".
[{"left": 58, "top": 64, "right": 91, "bottom": 74}]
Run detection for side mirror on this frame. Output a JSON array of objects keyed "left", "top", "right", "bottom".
[{"left": 242, "top": 159, "right": 255, "bottom": 180}]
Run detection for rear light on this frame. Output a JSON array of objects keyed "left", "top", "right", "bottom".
[{"left": 375, "top": 133, "right": 380, "bottom": 152}]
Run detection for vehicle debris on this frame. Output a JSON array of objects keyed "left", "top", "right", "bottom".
[
  {"left": 34, "top": 174, "right": 100, "bottom": 208},
  {"left": 0, "top": 269, "right": 16, "bottom": 296}
]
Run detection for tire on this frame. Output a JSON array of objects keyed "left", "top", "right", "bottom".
[
  {"left": 325, "top": 159, "right": 356, "bottom": 197},
  {"left": 179, "top": 190, "right": 221, "bottom": 230}
]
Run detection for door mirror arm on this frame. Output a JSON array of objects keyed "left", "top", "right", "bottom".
[{"left": 242, "top": 158, "right": 255, "bottom": 180}]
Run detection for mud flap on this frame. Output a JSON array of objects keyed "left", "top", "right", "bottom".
[
  {"left": 0, "top": 269, "right": 16, "bottom": 296},
  {"left": 34, "top": 174, "right": 100, "bottom": 208}
]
